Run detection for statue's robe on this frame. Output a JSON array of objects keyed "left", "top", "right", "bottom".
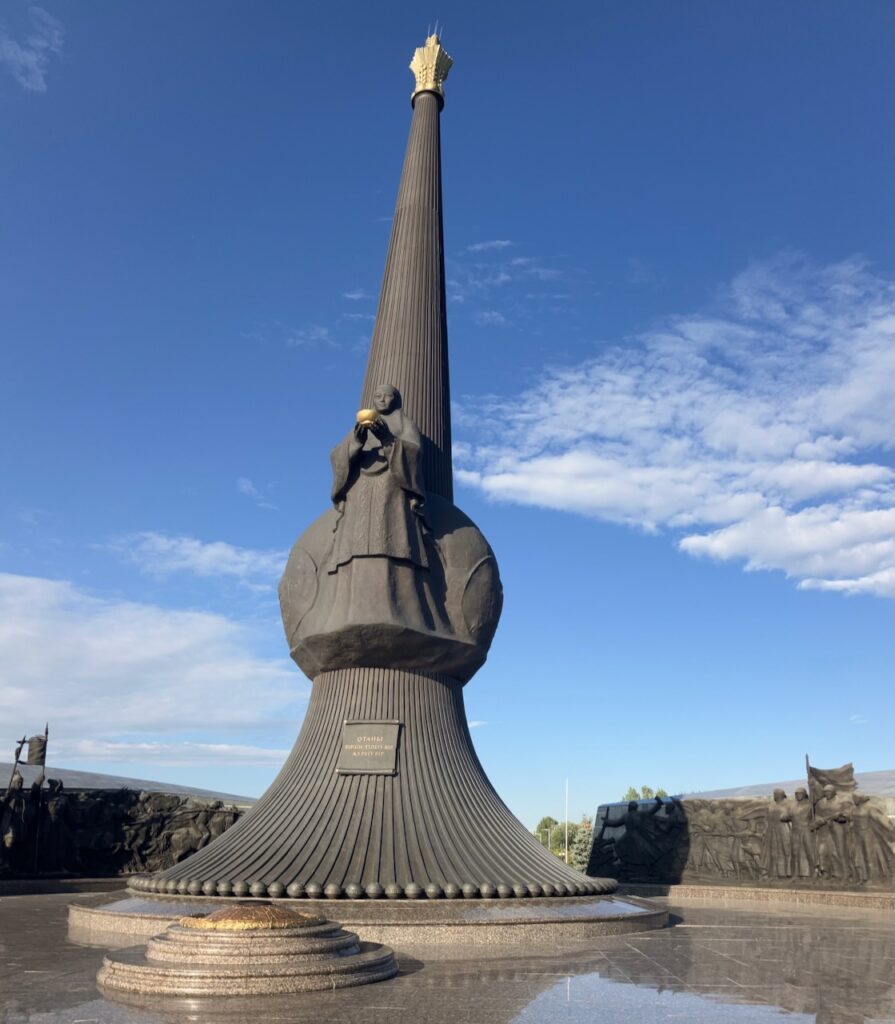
[
  {"left": 759, "top": 801, "right": 791, "bottom": 879},
  {"left": 329, "top": 431, "right": 428, "bottom": 572},
  {"left": 314, "top": 415, "right": 450, "bottom": 636},
  {"left": 815, "top": 795, "right": 851, "bottom": 879},
  {"left": 788, "top": 799, "right": 815, "bottom": 878}
]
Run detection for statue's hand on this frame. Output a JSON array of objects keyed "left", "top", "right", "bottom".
[
  {"left": 352, "top": 423, "right": 368, "bottom": 444},
  {"left": 369, "top": 418, "right": 390, "bottom": 441}
]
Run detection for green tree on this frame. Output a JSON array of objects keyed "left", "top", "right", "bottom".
[
  {"left": 570, "top": 815, "right": 593, "bottom": 872},
  {"left": 548, "top": 821, "right": 580, "bottom": 860},
  {"left": 534, "top": 816, "right": 558, "bottom": 845},
  {"left": 622, "top": 786, "right": 669, "bottom": 800}
]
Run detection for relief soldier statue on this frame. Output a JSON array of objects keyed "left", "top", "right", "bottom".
[
  {"left": 759, "top": 789, "right": 792, "bottom": 880},
  {"left": 788, "top": 787, "right": 815, "bottom": 879},
  {"left": 812, "top": 784, "right": 852, "bottom": 880},
  {"left": 1, "top": 770, "right": 43, "bottom": 873},
  {"left": 40, "top": 778, "right": 79, "bottom": 874},
  {"left": 850, "top": 792, "right": 894, "bottom": 884},
  {"left": 598, "top": 797, "right": 682, "bottom": 879}
]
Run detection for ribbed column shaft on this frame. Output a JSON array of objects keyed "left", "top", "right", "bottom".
[
  {"left": 361, "top": 91, "right": 453, "bottom": 501},
  {"left": 153, "top": 668, "right": 610, "bottom": 897}
]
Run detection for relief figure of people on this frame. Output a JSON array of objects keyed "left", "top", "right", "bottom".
[
  {"left": 850, "top": 792, "right": 894, "bottom": 884},
  {"left": 41, "top": 778, "right": 79, "bottom": 873},
  {"left": 812, "top": 784, "right": 852, "bottom": 880},
  {"left": 759, "top": 789, "right": 792, "bottom": 879},
  {"left": 601, "top": 797, "right": 670, "bottom": 876},
  {"left": 788, "top": 787, "right": 815, "bottom": 879}
]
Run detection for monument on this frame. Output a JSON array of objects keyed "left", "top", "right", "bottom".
[{"left": 123, "top": 34, "right": 613, "bottom": 906}]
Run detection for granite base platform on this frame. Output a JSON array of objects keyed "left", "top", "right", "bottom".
[
  {"left": 69, "top": 889, "right": 668, "bottom": 953},
  {"left": 621, "top": 882, "right": 895, "bottom": 910}
]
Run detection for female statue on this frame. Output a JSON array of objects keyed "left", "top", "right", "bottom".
[
  {"left": 759, "top": 789, "right": 792, "bottom": 879},
  {"left": 329, "top": 384, "right": 428, "bottom": 573},
  {"left": 321, "top": 384, "right": 448, "bottom": 634}
]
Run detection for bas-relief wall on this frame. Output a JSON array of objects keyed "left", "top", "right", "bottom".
[{"left": 587, "top": 792, "right": 894, "bottom": 890}]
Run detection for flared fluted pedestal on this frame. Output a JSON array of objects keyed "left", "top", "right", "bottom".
[{"left": 131, "top": 668, "right": 614, "bottom": 900}]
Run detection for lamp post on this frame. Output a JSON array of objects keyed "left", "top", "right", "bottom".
[{"left": 565, "top": 778, "right": 569, "bottom": 865}]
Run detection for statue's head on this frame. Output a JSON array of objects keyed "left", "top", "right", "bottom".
[
  {"left": 853, "top": 792, "right": 870, "bottom": 805},
  {"left": 372, "top": 384, "right": 400, "bottom": 414},
  {"left": 9, "top": 771, "right": 23, "bottom": 792},
  {"left": 773, "top": 789, "right": 786, "bottom": 803},
  {"left": 627, "top": 800, "right": 638, "bottom": 813},
  {"left": 47, "top": 778, "right": 63, "bottom": 794},
  {"left": 822, "top": 784, "right": 836, "bottom": 799},
  {"left": 795, "top": 788, "right": 808, "bottom": 801}
]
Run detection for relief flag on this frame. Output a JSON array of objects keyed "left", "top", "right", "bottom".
[
  {"left": 806, "top": 760, "right": 856, "bottom": 802},
  {"left": 26, "top": 726, "right": 48, "bottom": 767}
]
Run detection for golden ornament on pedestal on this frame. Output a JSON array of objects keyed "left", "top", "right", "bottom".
[{"left": 179, "top": 904, "right": 325, "bottom": 932}]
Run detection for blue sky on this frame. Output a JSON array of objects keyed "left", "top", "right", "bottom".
[{"left": 1, "top": 1, "right": 892, "bottom": 826}]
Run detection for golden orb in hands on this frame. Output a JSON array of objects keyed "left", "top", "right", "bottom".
[{"left": 356, "top": 408, "right": 377, "bottom": 427}]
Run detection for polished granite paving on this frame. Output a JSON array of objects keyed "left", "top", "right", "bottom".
[{"left": 1, "top": 890, "right": 892, "bottom": 1023}]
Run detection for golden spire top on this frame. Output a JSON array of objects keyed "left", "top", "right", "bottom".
[{"left": 410, "top": 34, "right": 453, "bottom": 104}]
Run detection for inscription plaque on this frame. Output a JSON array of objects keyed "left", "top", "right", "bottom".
[{"left": 336, "top": 720, "right": 401, "bottom": 775}]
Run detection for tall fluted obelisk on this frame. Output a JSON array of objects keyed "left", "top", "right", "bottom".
[
  {"left": 133, "top": 36, "right": 616, "bottom": 903},
  {"left": 361, "top": 39, "right": 453, "bottom": 501}
]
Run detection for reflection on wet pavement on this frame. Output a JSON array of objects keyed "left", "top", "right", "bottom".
[{"left": 1, "top": 891, "right": 892, "bottom": 1023}]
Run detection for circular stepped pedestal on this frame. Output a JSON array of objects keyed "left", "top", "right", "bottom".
[{"left": 97, "top": 903, "right": 397, "bottom": 996}]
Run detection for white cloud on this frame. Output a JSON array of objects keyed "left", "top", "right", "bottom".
[
  {"left": 467, "top": 240, "right": 513, "bottom": 252},
  {"left": 0, "top": 573, "right": 302, "bottom": 762},
  {"left": 467, "top": 720, "right": 487, "bottom": 728},
  {"left": 237, "top": 476, "right": 261, "bottom": 499},
  {"left": 447, "top": 244, "right": 565, "bottom": 308},
  {"left": 475, "top": 310, "right": 508, "bottom": 327},
  {"left": 115, "top": 532, "right": 287, "bottom": 581},
  {"left": 799, "top": 568, "right": 895, "bottom": 598},
  {"left": 455, "top": 255, "right": 894, "bottom": 597},
  {"left": 63, "top": 739, "right": 290, "bottom": 767},
  {"left": 342, "top": 288, "right": 371, "bottom": 301},
  {"left": 237, "top": 476, "right": 277, "bottom": 510},
  {"left": 285, "top": 324, "right": 335, "bottom": 348},
  {"left": 0, "top": 6, "right": 63, "bottom": 92}
]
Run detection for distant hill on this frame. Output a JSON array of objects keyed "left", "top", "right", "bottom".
[
  {"left": 1, "top": 762, "right": 254, "bottom": 806},
  {"left": 685, "top": 769, "right": 895, "bottom": 800}
]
